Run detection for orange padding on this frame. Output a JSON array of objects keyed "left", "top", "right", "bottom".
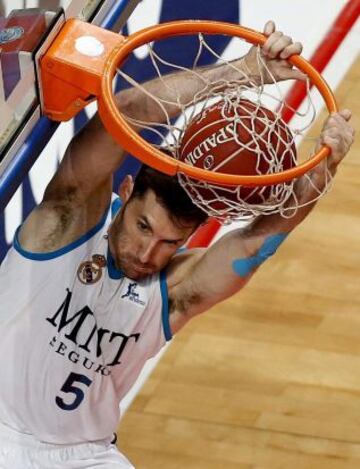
[{"left": 40, "top": 19, "right": 124, "bottom": 121}]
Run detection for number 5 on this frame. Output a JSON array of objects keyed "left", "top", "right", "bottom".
[{"left": 56, "top": 372, "right": 92, "bottom": 411}]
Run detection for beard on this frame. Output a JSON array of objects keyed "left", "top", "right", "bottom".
[{"left": 117, "top": 251, "right": 156, "bottom": 280}]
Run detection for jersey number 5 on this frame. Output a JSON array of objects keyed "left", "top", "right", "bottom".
[{"left": 56, "top": 372, "right": 93, "bottom": 411}]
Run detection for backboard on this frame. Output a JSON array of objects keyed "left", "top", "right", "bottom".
[{"left": 0, "top": 0, "right": 141, "bottom": 208}]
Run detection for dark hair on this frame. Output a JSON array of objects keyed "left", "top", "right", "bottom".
[{"left": 129, "top": 165, "right": 208, "bottom": 227}]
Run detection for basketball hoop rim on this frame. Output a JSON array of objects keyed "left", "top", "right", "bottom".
[{"left": 97, "top": 20, "right": 338, "bottom": 187}]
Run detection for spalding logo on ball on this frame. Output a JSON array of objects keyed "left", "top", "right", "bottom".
[{"left": 179, "top": 98, "right": 296, "bottom": 209}]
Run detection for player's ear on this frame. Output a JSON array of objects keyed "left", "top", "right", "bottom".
[{"left": 118, "top": 175, "right": 134, "bottom": 203}]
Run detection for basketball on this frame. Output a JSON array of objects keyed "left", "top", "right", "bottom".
[{"left": 179, "top": 99, "right": 297, "bottom": 209}]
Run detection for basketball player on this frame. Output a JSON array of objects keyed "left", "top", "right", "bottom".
[{"left": 0, "top": 21, "right": 354, "bottom": 468}]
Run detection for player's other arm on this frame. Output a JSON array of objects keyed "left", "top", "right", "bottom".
[
  {"left": 168, "top": 111, "right": 354, "bottom": 333},
  {"left": 109, "top": 21, "right": 303, "bottom": 126}
]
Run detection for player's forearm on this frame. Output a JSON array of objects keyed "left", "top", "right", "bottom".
[
  {"left": 176, "top": 191, "right": 312, "bottom": 316},
  {"left": 197, "top": 174, "right": 322, "bottom": 294},
  {"left": 219, "top": 112, "right": 352, "bottom": 279},
  {"left": 114, "top": 58, "right": 248, "bottom": 123},
  {"left": 170, "top": 173, "right": 323, "bottom": 320}
]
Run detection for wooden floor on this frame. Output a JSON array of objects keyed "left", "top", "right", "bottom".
[{"left": 116, "top": 58, "right": 360, "bottom": 468}]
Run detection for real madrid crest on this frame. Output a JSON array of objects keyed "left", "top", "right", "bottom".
[{"left": 77, "top": 254, "right": 106, "bottom": 285}]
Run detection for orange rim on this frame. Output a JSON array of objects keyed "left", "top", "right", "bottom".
[{"left": 98, "top": 20, "right": 338, "bottom": 187}]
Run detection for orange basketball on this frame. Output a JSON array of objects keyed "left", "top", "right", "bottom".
[{"left": 179, "top": 99, "right": 296, "bottom": 208}]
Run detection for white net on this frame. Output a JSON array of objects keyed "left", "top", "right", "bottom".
[{"left": 115, "top": 32, "right": 333, "bottom": 223}]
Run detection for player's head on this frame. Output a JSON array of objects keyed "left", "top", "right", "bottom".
[
  {"left": 108, "top": 165, "right": 208, "bottom": 280},
  {"left": 130, "top": 165, "right": 208, "bottom": 227}
]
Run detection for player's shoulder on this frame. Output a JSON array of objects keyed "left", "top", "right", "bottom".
[{"left": 166, "top": 247, "right": 206, "bottom": 290}]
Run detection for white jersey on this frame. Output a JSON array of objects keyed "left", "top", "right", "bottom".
[{"left": 0, "top": 197, "right": 171, "bottom": 445}]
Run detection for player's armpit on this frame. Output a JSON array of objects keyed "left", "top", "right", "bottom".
[{"left": 19, "top": 178, "right": 112, "bottom": 253}]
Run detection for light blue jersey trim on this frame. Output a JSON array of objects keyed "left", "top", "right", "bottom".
[
  {"left": 160, "top": 270, "right": 172, "bottom": 341},
  {"left": 232, "top": 233, "right": 288, "bottom": 278},
  {"left": 13, "top": 206, "right": 110, "bottom": 261}
]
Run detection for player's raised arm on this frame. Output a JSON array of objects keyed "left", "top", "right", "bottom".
[{"left": 167, "top": 110, "right": 354, "bottom": 333}]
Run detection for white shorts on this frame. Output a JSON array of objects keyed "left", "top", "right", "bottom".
[{"left": 0, "top": 421, "right": 134, "bottom": 469}]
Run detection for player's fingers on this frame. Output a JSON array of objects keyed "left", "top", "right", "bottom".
[
  {"left": 338, "top": 109, "right": 352, "bottom": 121},
  {"left": 322, "top": 135, "right": 338, "bottom": 147},
  {"left": 342, "top": 123, "right": 355, "bottom": 147},
  {"left": 325, "top": 127, "right": 342, "bottom": 139},
  {"left": 322, "top": 124, "right": 354, "bottom": 158},
  {"left": 275, "top": 62, "right": 307, "bottom": 81},
  {"left": 323, "top": 119, "right": 347, "bottom": 141},
  {"left": 263, "top": 20, "right": 276, "bottom": 37},
  {"left": 322, "top": 135, "right": 342, "bottom": 159},
  {"left": 262, "top": 31, "right": 284, "bottom": 57},
  {"left": 326, "top": 114, "right": 343, "bottom": 129},
  {"left": 268, "top": 35, "right": 294, "bottom": 59},
  {"left": 322, "top": 119, "right": 355, "bottom": 155},
  {"left": 280, "top": 41, "right": 303, "bottom": 59},
  {"left": 327, "top": 113, "right": 353, "bottom": 135}
]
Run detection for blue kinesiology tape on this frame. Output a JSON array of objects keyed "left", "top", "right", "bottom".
[{"left": 232, "top": 233, "right": 288, "bottom": 278}]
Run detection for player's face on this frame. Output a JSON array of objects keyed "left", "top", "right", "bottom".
[{"left": 108, "top": 189, "right": 196, "bottom": 281}]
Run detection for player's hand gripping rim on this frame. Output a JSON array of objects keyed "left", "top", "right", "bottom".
[{"left": 244, "top": 20, "right": 306, "bottom": 84}]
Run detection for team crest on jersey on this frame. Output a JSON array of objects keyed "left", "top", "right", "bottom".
[
  {"left": 77, "top": 254, "right": 106, "bottom": 285},
  {"left": 121, "top": 282, "right": 146, "bottom": 306}
]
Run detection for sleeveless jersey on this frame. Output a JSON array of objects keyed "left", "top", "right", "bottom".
[{"left": 0, "top": 198, "right": 172, "bottom": 444}]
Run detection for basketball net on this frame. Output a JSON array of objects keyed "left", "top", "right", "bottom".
[{"left": 115, "top": 33, "right": 333, "bottom": 222}]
